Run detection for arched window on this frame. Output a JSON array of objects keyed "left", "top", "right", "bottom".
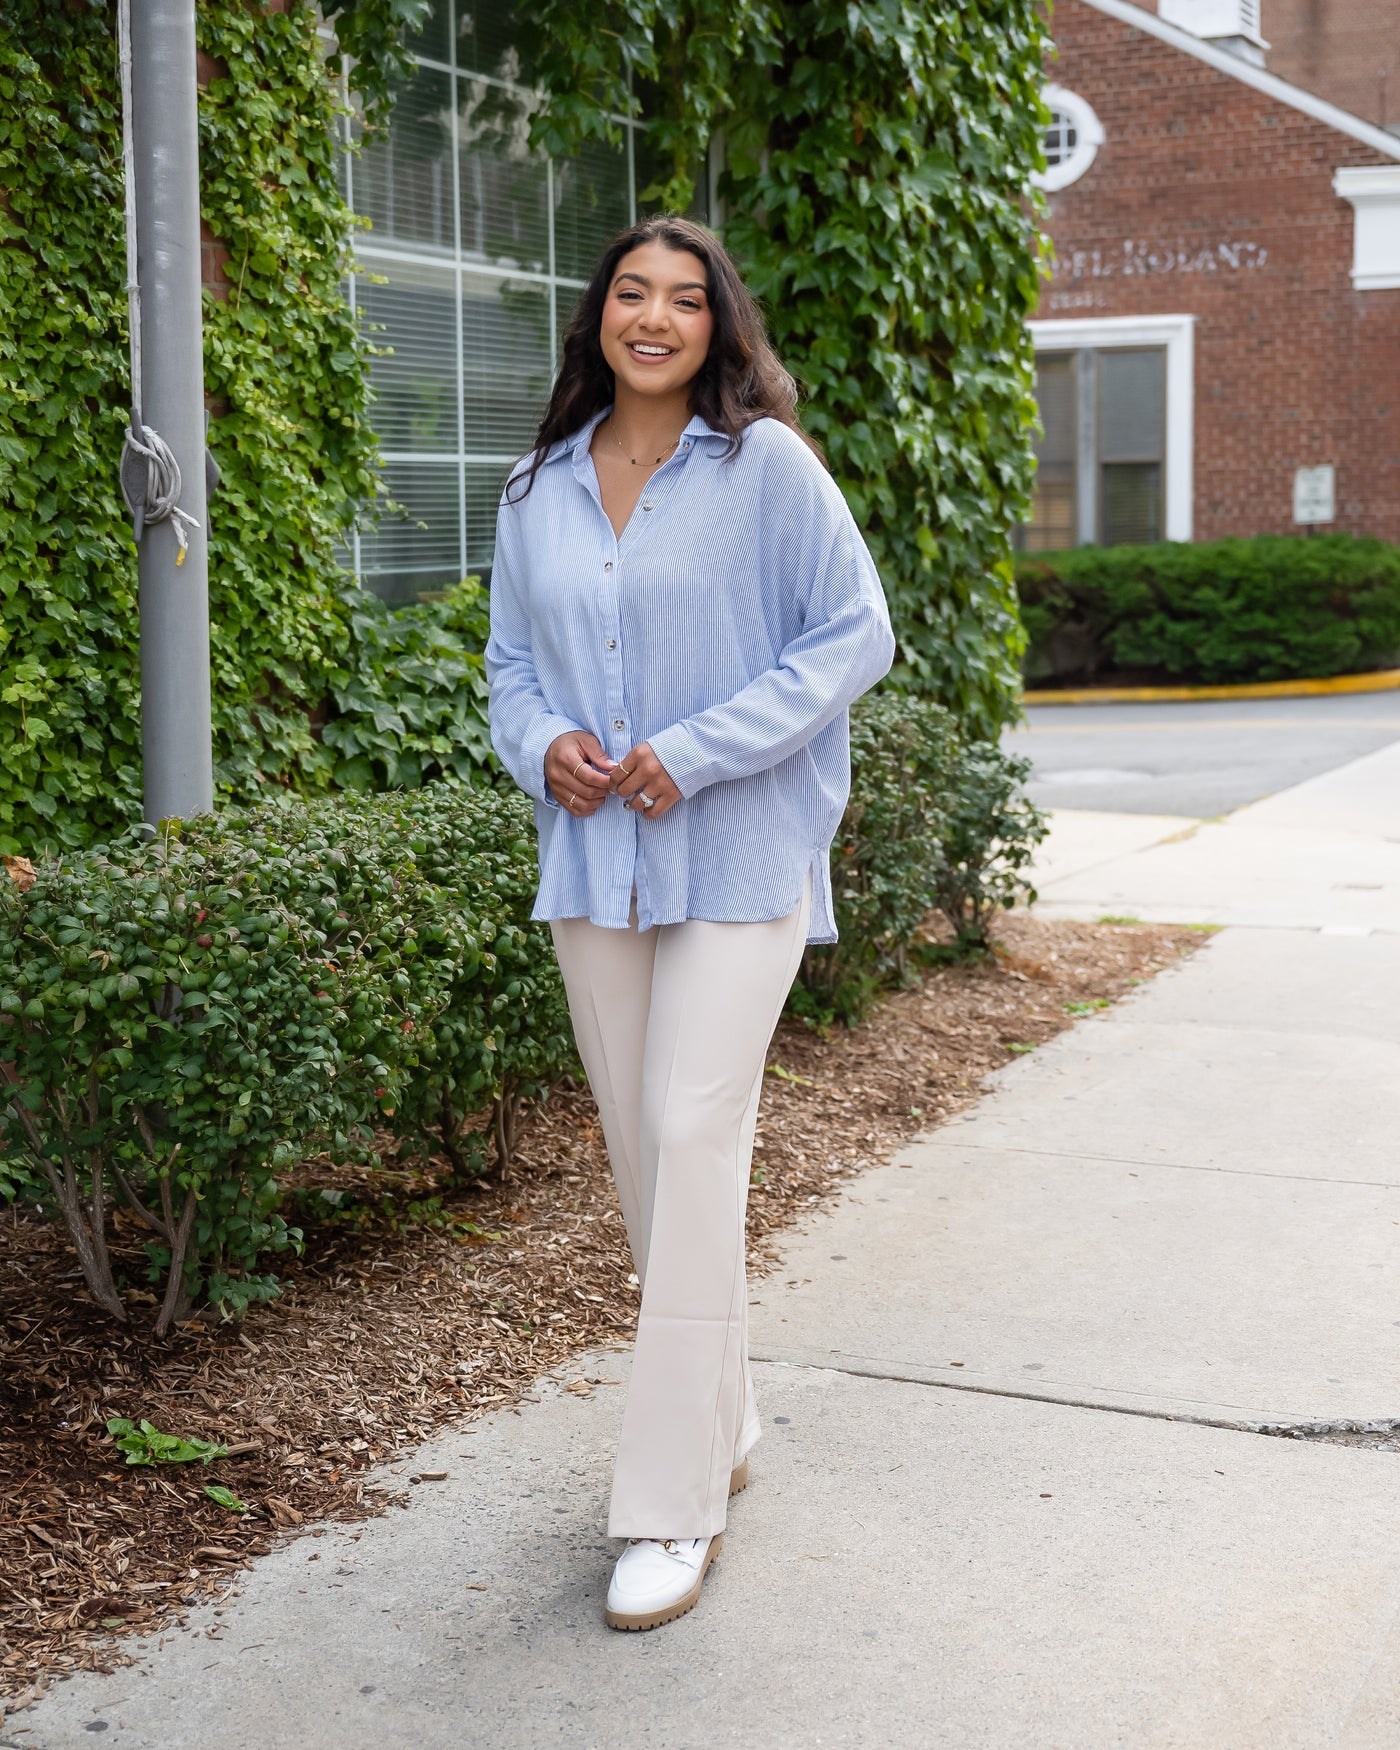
[{"left": 1033, "top": 86, "right": 1105, "bottom": 193}]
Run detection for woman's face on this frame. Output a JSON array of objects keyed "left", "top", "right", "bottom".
[{"left": 599, "top": 242, "right": 714, "bottom": 402}]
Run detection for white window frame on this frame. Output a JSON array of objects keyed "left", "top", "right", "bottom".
[
  {"left": 1333, "top": 166, "right": 1400, "bottom": 292},
  {"left": 1027, "top": 313, "right": 1196, "bottom": 542},
  {"left": 1033, "top": 86, "right": 1105, "bottom": 194},
  {"left": 338, "top": 11, "right": 643, "bottom": 596}
]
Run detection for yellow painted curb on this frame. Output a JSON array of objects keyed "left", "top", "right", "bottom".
[{"left": 1023, "top": 668, "right": 1400, "bottom": 706}]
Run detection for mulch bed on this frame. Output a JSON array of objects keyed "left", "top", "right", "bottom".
[{"left": 0, "top": 913, "right": 1202, "bottom": 1715}]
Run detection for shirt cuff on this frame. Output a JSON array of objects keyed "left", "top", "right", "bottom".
[
  {"left": 520, "top": 712, "right": 587, "bottom": 809},
  {"left": 646, "top": 721, "right": 711, "bottom": 798}
]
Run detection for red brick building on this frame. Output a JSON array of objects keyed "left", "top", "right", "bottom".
[
  {"left": 1027, "top": 0, "right": 1400, "bottom": 548},
  {"left": 1142, "top": 0, "right": 1400, "bottom": 129}
]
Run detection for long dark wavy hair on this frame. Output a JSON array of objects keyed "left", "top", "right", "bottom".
[{"left": 506, "top": 214, "right": 823, "bottom": 502}]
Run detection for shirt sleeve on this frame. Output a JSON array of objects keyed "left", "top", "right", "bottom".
[
  {"left": 483, "top": 492, "right": 583, "bottom": 809},
  {"left": 646, "top": 461, "right": 897, "bottom": 798}
]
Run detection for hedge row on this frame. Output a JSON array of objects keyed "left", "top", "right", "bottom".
[
  {"left": 1, "top": 699, "right": 1044, "bottom": 1330},
  {"left": 0, "top": 783, "right": 571, "bottom": 1332},
  {"left": 798, "top": 694, "right": 1045, "bottom": 1026},
  {"left": 1017, "top": 535, "right": 1400, "bottom": 687}
]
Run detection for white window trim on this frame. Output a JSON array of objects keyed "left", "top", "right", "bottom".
[
  {"left": 1027, "top": 313, "right": 1196, "bottom": 542},
  {"left": 1333, "top": 166, "right": 1400, "bottom": 292},
  {"left": 1033, "top": 86, "right": 1105, "bottom": 194}
]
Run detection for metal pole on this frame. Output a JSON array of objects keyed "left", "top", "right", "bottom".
[{"left": 128, "top": 0, "right": 214, "bottom": 826}]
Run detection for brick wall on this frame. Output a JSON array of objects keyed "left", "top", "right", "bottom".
[
  {"left": 1263, "top": 0, "right": 1400, "bottom": 129},
  {"left": 1040, "top": 0, "right": 1400, "bottom": 541},
  {"left": 1119, "top": 0, "right": 1400, "bottom": 128}
]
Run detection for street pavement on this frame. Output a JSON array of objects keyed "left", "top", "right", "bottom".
[
  {"left": 1028, "top": 739, "right": 1400, "bottom": 931},
  {"left": 1007, "top": 690, "right": 1400, "bottom": 817},
  {"left": 15, "top": 701, "right": 1400, "bottom": 1750}
]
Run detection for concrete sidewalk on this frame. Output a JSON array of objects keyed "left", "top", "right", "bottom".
[
  {"left": 1030, "top": 739, "right": 1400, "bottom": 933},
  {"left": 17, "top": 744, "right": 1400, "bottom": 1750}
]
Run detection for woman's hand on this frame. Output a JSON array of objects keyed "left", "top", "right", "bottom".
[
  {"left": 610, "top": 742, "right": 682, "bottom": 819},
  {"left": 545, "top": 732, "right": 617, "bottom": 816}
]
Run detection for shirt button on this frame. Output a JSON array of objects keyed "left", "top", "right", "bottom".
[
  {"left": 605, "top": 639, "right": 616, "bottom": 650},
  {"left": 642, "top": 501, "right": 653, "bottom": 512},
  {"left": 603, "top": 561, "right": 614, "bottom": 572},
  {"left": 613, "top": 718, "right": 625, "bottom": 730}
]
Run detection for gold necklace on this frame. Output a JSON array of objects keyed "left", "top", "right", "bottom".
[{"left": 608, "top": 418, "right": 682, "bottom": 468}]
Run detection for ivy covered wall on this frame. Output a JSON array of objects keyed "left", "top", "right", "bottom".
[
  {"left": 0, "top": 0, "right": 1045, "bottom": 856},
  {"left": 526, "top": 0, "right": 1050, "bottom": 738},
  {"left": 0, "top": 0, "right": 420, "bottom": 855}
]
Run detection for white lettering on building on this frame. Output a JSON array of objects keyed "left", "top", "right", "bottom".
[{"left": 1054, "top": 239, "right": 1269, "bottom": 280}]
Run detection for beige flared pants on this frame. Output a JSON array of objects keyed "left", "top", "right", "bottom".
[{"left": 549, "top": 874, "right": 812, "bottom": 1540}]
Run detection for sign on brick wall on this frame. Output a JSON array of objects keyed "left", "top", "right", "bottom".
[{"left": 1293, "top": 465, "right": 1336, "bottom": 525}]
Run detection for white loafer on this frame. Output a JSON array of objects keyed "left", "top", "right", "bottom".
[{"left": 605, "top": 1533, "right": 723, "bottom": 1631}]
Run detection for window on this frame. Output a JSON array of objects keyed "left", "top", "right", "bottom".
[
  {"left": 1099, "top": 349, "right": 1166, "bottom": 546},
  {"left": 1043, "top": 112, "right": 1079, "bottom": 172},
  {"left": 338, "top": 2, "right": 649, "bottom": 601},
  {"left": 1032, "top": 86, "right": 1105, "bottom": 194},
  {"left": 1024, "top": 314, "right": 1194, "bottom": 545},
  {"left": 1023, "top": 347, "right": 1168, "bottom": 549}
]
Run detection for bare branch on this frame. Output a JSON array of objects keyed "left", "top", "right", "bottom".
[
  {"left": 154, "top": 1184, "right": 199, "bottom": 1339},
  {"left": 110, "top": 1161, "right": 171, "bottom": 1239}
]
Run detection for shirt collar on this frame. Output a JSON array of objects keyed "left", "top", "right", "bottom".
[
  {"left": 543, "top": 405, "right": 732, "bottom": 474},
  {"left": 680, "top": 410, "right": 730, "bottom": 450}
]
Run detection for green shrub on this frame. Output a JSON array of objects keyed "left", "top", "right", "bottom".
[
  {"left": 319, "top": 581, "right": 496, "bottom": 793},
  {"left": 1018, "top": 535, "right": 1400, "bottom": 687},
  {"left": 1, "top": 727, "right": 1041, "bottom": 1320},
  {"left": 795, "top": 692, "right": 1047, "bottom": 1025},
  {"left": 184, "top": 783, "right": 572, "bottom": 1178},
  {"left": 0, "top": 827, "right": 402, "bottom": 1331},
  {"left": 0, "top": 781, "right": 571, "bottom": 1329},
  {"left": 795, "top": 695, "right": 956, "bottom": 1024},
  {"left": 932, "top": 741, "right": 1047, "bottom": 947},
  {"left": 347, "top": 784, "right": 576, "bottom": 1177}
]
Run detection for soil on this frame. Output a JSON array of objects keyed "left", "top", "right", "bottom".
[{"left": 0, "top": 912, "right": 1204, "bottom": 1713}]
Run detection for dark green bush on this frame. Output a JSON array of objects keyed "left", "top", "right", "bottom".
[
  {"left": 185, "top": 782, "right": 572, "bottom": 1177},
  {"left": 319, "top": 581, "right": 496, "bottom": 793},
  {"left": 795, "top": 693, "right": 1047, "bottom": 1025},
  {"left": 355, "top": 785, "right": 576, "bottom": 1177},
  {"left": 795, "top": 695, "right": 956, "bottom": 1024},
  {"left": 0, "top": 828, "right": 402, "bottom": 1332},
  {"left": 0, "top": 782, "right": 571, "bottom": 1329},
  {"left": 1, "top": 717, "right": 1041, "bottom": 1320},
  {"left": 932, "top": 741, "right": 1046, "bottom": 946},
  {"left": 1018, "top": 535, "right": 1400, "bottom": 687}
]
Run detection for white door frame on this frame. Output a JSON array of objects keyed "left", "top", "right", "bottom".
[{"left": 1027, "top": 313, "right": 1196, "bottom": 542}]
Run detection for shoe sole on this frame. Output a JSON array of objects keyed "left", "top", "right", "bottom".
[
  {"left": 605, "top": 1533, "right": 723, "bottom": 1632},
  {"left": 729, "top": 1459, "right": 749, "bottom": 1498}
]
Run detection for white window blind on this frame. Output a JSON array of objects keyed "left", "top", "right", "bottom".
[
  {"left": 1022, "top": 346, "right": 1168, "bottom": 549},
  {"left": 342, "top": 0, "right": 642, "bottom": 602}
]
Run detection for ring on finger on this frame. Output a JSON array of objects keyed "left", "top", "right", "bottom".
[
  {"left": 568, "top": 793, "right": 578, "bottom": 809},
  {"left": 640, "top": 791, "right": 656, "bottom": 809},
  {"left": 571, "top": 759, "right": 586, "bottom": 779}
]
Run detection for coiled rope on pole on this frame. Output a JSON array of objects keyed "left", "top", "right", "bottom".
[
  {"left": 116, "top": 0, "right": 202, "bottom": 562},
  {"left": 119, "top": 423, "right": 200, "bottom": 561}
]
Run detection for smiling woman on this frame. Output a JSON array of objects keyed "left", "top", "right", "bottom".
[
  {"left": 590, "top": 244, "right": 718, "bottom": 538},
  {"left": 485, "top": 213, "right": 895, "bottom": 1632}
]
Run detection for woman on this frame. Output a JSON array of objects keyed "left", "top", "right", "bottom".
[{"left": 485, "top": 214, "right": 894, "bottom": 1631}]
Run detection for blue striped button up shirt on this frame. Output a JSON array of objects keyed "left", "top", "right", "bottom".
[{"left": 484, "top": 409, "right": 896, "bottom": 944}]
